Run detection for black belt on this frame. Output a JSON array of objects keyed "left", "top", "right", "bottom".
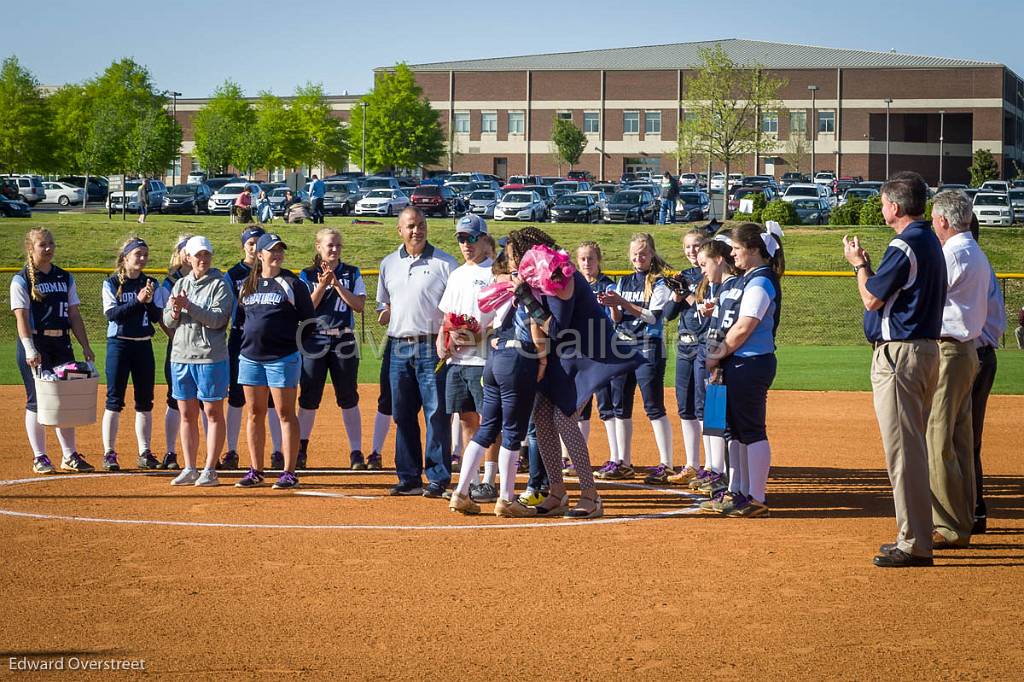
[
  {"left": 390, "top": 334, "right": 436, "bottom": 344},
  {"left": 939, "top": 336, "right": 967, "bottom": 344}
]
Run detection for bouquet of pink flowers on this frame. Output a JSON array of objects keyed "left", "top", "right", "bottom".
[
  {"left": 517, "top": 244, "right": 576, "bottom": 296},
  {"left": 477, "top": 281, "right": 515, "bottom": 313}
]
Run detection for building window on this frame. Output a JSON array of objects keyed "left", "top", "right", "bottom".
[
  {"left": 818, "top": 110, "right": 836, "bottom": 134},
  {"left": 165, "top": 156, "right": 181, "bottom": 183},
  {"left": 270, "top": 167, "right": 286, "bottom": 182},
  {"left": 557, "top": 111, "right": 572, "bottom": 121},
  {"left": 453, "top": 112, "right": 469, "bottom": 134},
  {"left": 761, "top": 111, "right": 778, "bottom": 134},
  {"left": 481, "top": 112, "right": 497, "bottom": 134},
  {"left": 789, "top": 111, "right": 806, "bottom": 137},
  {"left": 508, "top": 111, "right": 524, "bottom": 135},
  {"left": 624, "top": 111, "right": 640, "bottom": 134},
  {"left": 190, "top": 157, "right": 204, "bottom": 173},
  {"left": 645, "top": 111, "right": 661, "bottom": 135},
  {"left": 683, "top": 112, "right": 699, "bottom": 125},
  {"left": 583, "top": 112, "right": 600, "bottom": 133}
]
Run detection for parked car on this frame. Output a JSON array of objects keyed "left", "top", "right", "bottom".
[
  {"left": 679, "top": 173, "right": 701, "bottom": 187},
  {"left": 741, "top": 176, "right": 781, "bottom": 194},
  {"left": 936, "top": 183, "right": 969, "bottom": 192},
  {"left": 972, "top": 192, "right": 1014, "bottom": 226},
  {"left": 186, "top": 171, "right": 207, "bottom": 184},
  {"left": 445, "top": 172, "right": 486, "bottom": 185},
  {"left": 494, "top": 191, "right": 547, "bottom": 221},
  {"left": 466, "top": 180, "right": 501, "bottom": 193},
  {"left": 791, "top": 197, "right": 832, "bottom": 225},
  {"left": 445, "top": 181, "right": 472, "bottom": 197},
  {"left": 964, "top": 188, "right": 980, "bottom": 202},
  {"left": 782, "top": 183, "right": 828, "bottom": 203},
  {"left": 603, "top": 190, "right": 657, "bottom": 224},
  {"left": 813, "top": 171, "right": 836, "bottom": 186},
  {"left": 205, "top": 176, "right": 239, "bottom": 192},
  {"left": 552, "top": 180, "right": 591, "bottom": 197},
  {"left": 780, "top": 172, "right": 809, "bottom": 189},
  {"left": 854, "top": 181, "right": 884, "bottom": 192},
  {"left": 577, "top": 190, "right": 609, "bottom": 212},
  {"left": 207, "top": 182, "right": 260, "bottom": 215},
  {"left": 42, "top": 181, "right": 85, "bottom": 206},
  {"left": 354, "top": 189, "right": 410, "bottom": 216},
  {"left": 729, "top": 186, "right": 774, "bottom": 214},
  {"left": 5, "top": 175, "right": 46, "bottom": 205},
  {"left": 322, "top": 180, "right": 359, "bottom": 215},
  {"left": 466, "top": 190, "right": 500, "bottom": 218},
  {"left": 412, "top": 184, "right": 466, "bottom": 216},
  {"left": 840, "top": 188, "right": 880, "bottom": 205},
  {"left": 677, "top": 190, "right": 711, "bottom": 222},
  {"left": 162, "top": 183, "right": 213, "bottom": 214},
  {"left": 591, "top": 182, "right": 619, "bottom": 195},
  {"left": 107, "top": 179, "right": 168, "bottom": 213},
  {"left": 328, "top": 171, "right": 365, "bottom": 182},
  {"left": 834, "top": 175, "right": 863, "bottom": 195},
  {"left": 1011, "top": 179, "right": 1024, "bottom": 189},
  {"left": 979, "top": 180, "right": 1010, "bottom": 194},
  {"left": 567, "top": 170, "right": 594, "bottom": 182},
  {"left": 708, "top": 173, "right": 726, "bottom": 192},
  {"left": 503, "top": 175, "right": 542, "bottom": 190},
  {"left": 549, "top": 193, "right": 601, "bottom": 223},
  {"left": 619, "top": 172, "right": 638, "bottom": 184},
  {"left": 522, "top": 184, "right": 556, "bottom": 211},
  {"left": 58, "top": 175, "right": 108, "bottom": 202},
  {"left": 361, "top": 176, "right": 402, "bottom": 191},
  {"left": 0, "top": 194, "right": 32, "bottom": 217},
  {"left": 268, "top": 187, "right": 292, "bottom": 216},
  {"left": 1008, "top": 189, "right": 1024, "bottom": 218},
  {"left": 727, "top": 173, "right": 744, "bottom": 190}
]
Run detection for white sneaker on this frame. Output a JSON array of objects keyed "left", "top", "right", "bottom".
[
  {"left": 170, "top": 468, "right": 200, "bottom": 486},
  {"left": 194, "top": 469, "right": 219, "bottom": 487}
]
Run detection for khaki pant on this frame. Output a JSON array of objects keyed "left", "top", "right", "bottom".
[
  {"left": 928, "top": 339, "right": 980, "bottom": 544},
  {"left": 871, "top": 339, "right": 939, "bottom": 557}
]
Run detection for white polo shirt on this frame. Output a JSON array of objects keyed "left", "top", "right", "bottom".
[
  {"left": 438, "top": 258, "right": 495, "bottom": 366},
  {"left": 941, "top": 231, "right": 991, "bottom": 342},
  {"left": 376, "top": 243, "right": 457, "bottom": 338}
]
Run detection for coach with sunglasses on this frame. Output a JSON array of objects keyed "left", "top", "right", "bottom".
[{"left": 377, "top": 207, "right": 458, "bottom": 498}]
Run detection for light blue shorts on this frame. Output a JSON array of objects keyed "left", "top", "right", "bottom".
[
  {"left": 171, "top": 360, "right": 229, "bottom": 403},
  {"left": 238, "top": 352, "right": 301, "bottom": 389}
]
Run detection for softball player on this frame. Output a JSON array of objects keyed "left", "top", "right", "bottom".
[
  {"left": 222, "top": 227, "right": 287, "bottom": 470},
  {"left": 235, "top": 233, "right": 316, "bottom": 490},
  {"left": 706, "top": 223, "right": 785, "bottom": 518},
  {"left": 12, "top": 228, "right": 96, "bottom": 473},
  {"left": 154, "top": 234, "right": 192, "bottom": 470},
  {"left": 100, "top": 236, "right": 162, "bottom": 470},
  {"left": 298, "top": 227, "right": 366, "bottom": 469},
  {"left": 598, "top": 233, "right": 674, "bottom": 483}
]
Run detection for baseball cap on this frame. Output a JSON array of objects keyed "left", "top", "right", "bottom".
[
  {"left": 456, "top": 213, "right": 488, "bottom": 236},
  {"left": 257, "top": 232, "right": 287, "bottom": 251},
  {"left": 184, "top": 235, "right": 213, "bottom": 257},
  {"left": 240, "top": 226, "right": 265, "bottom": 244}
]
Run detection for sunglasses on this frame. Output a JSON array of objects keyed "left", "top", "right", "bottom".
[{"left": 456, "top": 233, "right": 481, "bottom": 244}]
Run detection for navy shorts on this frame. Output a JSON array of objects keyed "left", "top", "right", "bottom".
[
  {"left": 473, "top": 347, "right": 538, "bottom": 450},
  {"left": 163, "top": 338, "right": 178, "bottom": 411},
  {"left": 610, "top": 341, "right": 667, "bottom": 420},
  {"left": 675, "top": 342, "right": 707, "bottom": 420},
  {"left": 377, "top": 337, "right": 392, "bottom": 416},
  {"left": 445, "top": 363, "right": 485, "bottom": 414},
  {"left": 579, "top": 383, "right": 614, "bottom": 421},
  {"left": 105, "top": 337, "right": 155, "bottom": 412},
  {"left": 299, "top": 334, "right": 360, "bottom": 410},
  {"left": 723, "top": 353, "right": 777, "bottom": 444}
]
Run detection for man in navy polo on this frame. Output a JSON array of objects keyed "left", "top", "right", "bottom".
[
  {"left": 842, "top": 171, "right": 946, "bottom": 568},
  {"left": 376, "top": 207, "right": 457, "bottom": 497}
]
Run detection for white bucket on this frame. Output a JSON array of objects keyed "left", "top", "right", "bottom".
[{"left": 34, "top": 375, "right": 99, "bottom": 428}]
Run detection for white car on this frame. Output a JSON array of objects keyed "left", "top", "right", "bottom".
[
  {"left": 494, "top": 191, "right": 546, "bottom": 221},
  {"left": 782, "top": 183, "right": 829, "bottom": 203},
  {"left": 42, "top": 181, "right": 85, "bottom": 206},
  {"left": 354, "top": 189, "right": 410, "bottom": 216},
  {"left": 186, "top": 171, "right": 207, "bottom": 184},
  {"left": 813, "top": 171, "right": 835, "bottom": 186},
  {"left": 577, "top": 190, "right": 609, "bottom": 211},
  {"left": 972, "top": 192, "right": 1014, "bottom": 226},
  {"left": 728, "top": 173, "right": 744, "bottom": 190},
  {"left": 979, "top": 180, "right": 1010, "bottom": 194},
  {"left": 709, "top": 173, "right": 726, "bottom": 192},
  {"left": 208, "top": 182, "right": 262, "bottom": 214}
]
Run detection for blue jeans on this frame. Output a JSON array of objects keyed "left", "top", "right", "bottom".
[
  {"left": 526, "top": 418, "right": 549, "bottom": 492},
  {"left": 658, "top": 199, "right": 675, "bottom": 224},
  {"left": 389, "top": 337, "right": 451, "bottom": 487}
]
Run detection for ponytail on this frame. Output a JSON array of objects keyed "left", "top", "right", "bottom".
[
  {"left": 240, "top": 257, "right": 262, "bottom": 299},
  {"left": 23, "top": 228, "right": 53, "bottom": 303}
]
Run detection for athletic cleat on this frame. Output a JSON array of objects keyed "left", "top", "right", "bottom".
[
  {"left": 366, "top": 452, "right": 382, "bottom": 470},
  {"left": 102, "top": 451, "right": 120, "bottom": 471},
  {"left": 349, "top": 450, "right": 366, "bottom": 470},
  {"left": 32, "top": 455, "right": 55, "bottom": 474},
  {"left": 517, "top": 453, "right": 530, "bottom": 474},
  {"left": 389, "top": 481, "right": 424, "bottom": 496},
  {"left": 698, "top": 472, "right": 728, "bottom": 496},
  {"left": 687, "top": 467, "right": 713, "bottom": 490},
  {"left": 137, "top": 450, "right": 161, "bottom": 470},
  {"left": 170, "top": 468, "right": 200, "bottom": 486},
  {"left": 561, "top": 457, "right": 576, "bottom": 476},
  {"left": 726, "top": 497, "right": 770, "bottom": 518},
  {"left": 449, "top": 491, "right": 481, "bottom": 515},
  {"left": 668, "top": 465, "right": 700, "bottom": 486},
  {"left": 700, "top": 489, "right": 730, "bottom": 512},
  {"left": 603, "top": 462, "right": 634, "bottom": 480},
  {"left": 494, "top": 497, "right": 537, "bottom": 518},
  {"left": 272, "top": 471, "right": 300, "bottom": 489},
  {"left": 470, "top": 482, "right": 499, "bottom": 503},
  {"left": 194, "top": 469, "right": 220, "bottom": 487},
  {"left": 218, "top": 450, "right": 239, "bottom": 471},
  {"left": 61, "top": 452, "right": 95, "bottom": 473},
  {"left": 518, "top": 489, "right": 548, "bottom": 506},
  {"left": 594, "top": 460, "right": 617, "bottom": 479},
  {"left": 422, "top": 482, "right": 447, "bottom": 498},
  {"left": 644, "top": 463, "right": 675, "bottom": 484},
  {"left": 235, "top": 468, "right": 265, "bottom": 488},
  {"left": 270, "top": 451, "right": 284, "bottom": 470},
  {"left": 159, "top": 452, "right": 179, "bottom": 470}
]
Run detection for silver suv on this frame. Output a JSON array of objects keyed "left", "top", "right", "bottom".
[
  {"left": 106, "top": 179, "right": 168, "bottom": 213},
  {"left": 6, "top": 175, "right": 45, "bottom": 206}
]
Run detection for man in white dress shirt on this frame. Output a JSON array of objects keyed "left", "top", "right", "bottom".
[{"left": 927, "top": 190, "right": 993, "bottom": 549}]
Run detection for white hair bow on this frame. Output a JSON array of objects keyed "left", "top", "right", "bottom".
[
  {"left": 713, "top": 234, "right": 734, "bottom": 247},
  {"left": 761, "top": 220, "right": 784, "bottom": 257}
]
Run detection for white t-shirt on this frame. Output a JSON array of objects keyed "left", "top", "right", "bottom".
[{"left": 438, "top": 258, "right": 495, "bottom": 366}]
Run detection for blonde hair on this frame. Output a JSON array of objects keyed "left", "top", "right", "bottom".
[
  {"left": 168, "top": 233, "right": 193, "bottom": 277},
  {"left": 114, "top": 234, "right": 143, "bottom": 298},
  {"left": 312, "top": 227, "right": 342, "bottom": 270},
  {"left": 629, "top": 232, "right": 670, "bottom": 301},
  {"left": 23, "top": 228, "right": 54, "bottom": 303}
]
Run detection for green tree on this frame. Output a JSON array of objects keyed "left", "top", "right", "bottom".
[
  {"left": 253, "top": 92, "right": 305, "bottom": 173},
  {"left": 292, "top": 83, "right": 348, "bottom": 173},
  {"left": 351, "top": 63, "right": 445, "bottom": 172},
  {"left": 47, "top": 84, "right": 91, "bottom": 174},
  {"left": 672, "top": 117, "right": 707, "bottom": 174},
  {"left": 681, "top": 45, "right": 787, "bottom": 194},
  {"left": 551, "top": 117, "right": 587, "bottom": 172},
  {"left": 968, "top": 149, "right": 999, "bottom": 187},
  {"left": 193, "top": 80, "right": 252, "bottom": 175},
  {"left": 0, "top": 56, "right": 52, "bottom": 173},
  {"left": 127, "top": 106, "right": 182, "bottom": 177},
  {"left": 859, "top": 195, "right": 885, "bottom": 225}
]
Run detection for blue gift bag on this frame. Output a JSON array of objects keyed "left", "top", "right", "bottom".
[{"left": 703, "top": 381, "right": 727, "bottom": 436}]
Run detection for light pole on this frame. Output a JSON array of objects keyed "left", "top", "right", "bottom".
[
  {"left": 884, "top": 98, "right": 893, "bottom": 178},
  {"left": 360, "top": 101, "right": 368, "bottom": 173},
  {"left": 808, "top": 85, "right": 819, "bottom": 175},
  {"left": 938, "top": 109, "right": 945, "bottom": 186},
  {"left": 162, "top": 90, "right": 182, "bottom": 184}
]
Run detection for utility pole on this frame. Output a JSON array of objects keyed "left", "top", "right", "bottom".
[
  {"left": 884, "top": 98, "right": 893, "bottom": 179},
  {"left": 808, "top": 85, "right": 819, "bottom": 176},
  {"left": 360, "top": 101, "right": 368, "bottom": 174}
]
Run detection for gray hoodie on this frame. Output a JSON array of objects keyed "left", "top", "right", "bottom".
[{"left": 162, "top": 267, "right": 233, "bottom": 363}]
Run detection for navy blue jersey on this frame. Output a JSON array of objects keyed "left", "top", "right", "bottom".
[
  {"left": 299, "top": 262, "right": 366, "bottom": 332},
  {"left": 664, "top": 266, "right": 711, "bottom": 341},
  {"left": 587, "top": 274, "right": 615, "bottom": 321},
  {"left": 224, "top": 261, "right": 253, "bottom": 332},
  {"left": 239, "top": 273, "right": 316, "bottom": 361},
  {"left": 612, "top": 271, "right": 672, "bottom": 341},
  {"left": 734, "top": 265, "right": 782, "bottom": 357},
  {"left": 706, "top": 275, "right": 744, "bottom": 354},
  {"left": 10, "top": 265, "right": 78, "bottom": 332},
  {"left": 102, "top": 273, "right": 162, "bottom": 338}
]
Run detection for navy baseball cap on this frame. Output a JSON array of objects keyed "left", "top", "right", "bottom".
[
  {"left": 456, "top": 213, "right": 488, "bottom": 236},
  {"left": 257, "top": 233, "right": 287, "bottom": 251},
  {"left": 241, "top": 226, "right": 265, "bottom": 244}
]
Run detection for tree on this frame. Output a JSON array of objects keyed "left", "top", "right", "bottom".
[
  {"left": 0, "top": 56, "right": 52, "bottom": 173},
  {"left": 783, "top": 133, "right": 809, "bottom": 173},
  {"left": 292, "top": 83, "right": 348, "bottom": 173},
  {"left": 671, "top": 117, "right": 707, "bottom": 174},
  {"left": 193, "top": 80, "right": 252, "bottom": 175},
  {"left": 551, "top": 117, "right": 587, "bottom": 172},
  {"left": 351, "top": 63, "right": 445, "bottom": 172},
  {"left": 127, "top": 106, "right": 182, "bottom": 177},
  {"left": 253, "top": 92, "right": 305, "bottom": 173},
  {"left": 681, "top": 45, "right": 787, "bottom": 196},
  {"left": 969, "top": 149, "right": 999, "bottom": 187}
]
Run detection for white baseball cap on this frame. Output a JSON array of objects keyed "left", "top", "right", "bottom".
[{"left": 184, "top": 235, "right": 213, "bottom": 257}]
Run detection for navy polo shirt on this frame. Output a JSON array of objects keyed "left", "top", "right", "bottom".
[{"left": 863, "top": 221, "right": 946, "bottom": 343}]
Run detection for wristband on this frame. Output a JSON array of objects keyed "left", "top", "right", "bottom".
[{"left": 20, "top": 336, "right": 39, "bottom": 360}]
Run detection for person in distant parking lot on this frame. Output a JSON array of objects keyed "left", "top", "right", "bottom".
[
  {"left": 310, "top": 175, "right": 326, "bottom": 224},
  {"left": 659, "top": 171, "right": 679, "bottom": 224},
  {"left": 137, "top": 178, "right": 149, "bottom": 224}
]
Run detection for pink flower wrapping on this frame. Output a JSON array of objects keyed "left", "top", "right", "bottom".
[
  {"left": 518, "top": 245, "right": 576, "bottom": 295},
  {"left": 477, "top": 281, "right": 515, "bottom": 313}
]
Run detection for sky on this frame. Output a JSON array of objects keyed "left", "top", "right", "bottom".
[{"left": 8, "top": 0, "right": 1024, "bottom": 98}]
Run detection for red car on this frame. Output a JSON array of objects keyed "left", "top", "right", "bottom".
[{"left": 410, "top": 185, "right": 465, "bottom": 217}]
